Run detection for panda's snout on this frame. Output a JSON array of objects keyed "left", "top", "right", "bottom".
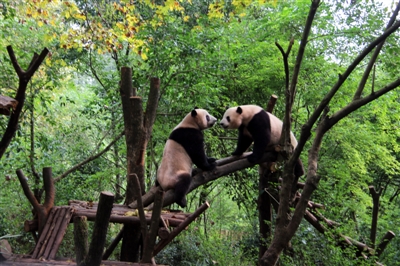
[
  {"left": 209, "top": 117, "right": 217, "bottom": 127},
  {"left": 219, "top": 122, "right": 228, "bottom": 129}
]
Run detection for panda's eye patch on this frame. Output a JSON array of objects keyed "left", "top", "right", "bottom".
[
  {"left": 206, "top": 115, "right": 210, "bottom": 122},
  {"left": 226, "top": 116, "right": 230, "bottom": 122}
]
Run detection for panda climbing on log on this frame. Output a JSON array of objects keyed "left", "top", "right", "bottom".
[
  {"left": 220, "top": 105, "right": 304, "bottom": 188},
  {"left": 157, "top": 108, "right": 217, "bottom": 208}
]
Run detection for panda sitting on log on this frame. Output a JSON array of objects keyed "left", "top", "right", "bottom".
[
  {"left": 220, "top": 105, "right": 304, "bottom": 187},
  {"left": 157, "top": 108, "right": 217, "bottom": 208}
]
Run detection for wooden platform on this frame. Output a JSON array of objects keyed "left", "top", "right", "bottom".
[
  {"left": 1, "top": 255, "right": 164, "bottom": 265},
  {"left": 32, "top": 206, "right": 74, "bottom": 260},
  {"left": 69, "top": 200, "right": 189, "bottom": 227},
  {"left": 4, "top": 201, "right": 205, "bottom": 265}
]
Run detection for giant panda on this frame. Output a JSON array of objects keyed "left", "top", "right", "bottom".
[
  {"left": 157, "top": 108, "right": 217, "bottom": 208},
  {"left": 220, "top": 105, "right": 304, "bottom": 183}
]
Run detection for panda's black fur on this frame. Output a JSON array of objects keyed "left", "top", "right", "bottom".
[{"left": 157, "top": 108, "right": 217, "bottom": 208}]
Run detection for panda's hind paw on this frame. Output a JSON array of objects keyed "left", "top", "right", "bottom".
[{"left": 176, "top": 197, "right": 187, "bottom": 208}]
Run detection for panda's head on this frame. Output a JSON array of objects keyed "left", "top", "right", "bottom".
[
  {"left": 220, "top": 105, "right": 262, "bottom": 129},
  {"left": 219, "top": 106, "right": 243, "bottom": 129},
  {"left": 179, "top": 108, "right": 217, "bottom": 130}
]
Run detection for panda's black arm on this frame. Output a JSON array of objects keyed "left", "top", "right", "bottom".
[
  {"left": 170, "top": 128, "right": 216, "bottom": 171},
  {"left": 189, "top": 134, "right": 216, "bottom": 171},
  {"left": 246, "top": 112, "right": 271, "bottom": 163},
  {"left": 232, "top": 126, "right": 253, "bottom": 156}
]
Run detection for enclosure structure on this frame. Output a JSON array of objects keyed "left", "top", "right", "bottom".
[{"left": 2, "top": 168, "right": 210, "bottom": 265}]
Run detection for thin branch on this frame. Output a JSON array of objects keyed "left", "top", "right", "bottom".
[
  {"left": 326, "top": 77, "right": 400, "bottom": 131},
  {"left": 353, "top": 1, "right": 400, "bottom": 100},
  {"left": 295, "top": 19, "right": 400, "bottom": 161},
  {"left": 6, "top": 46, "right": 24, "bottom": 77},
  {"left": 16, "top": 169, "right": 40, "bottom": 209},
  {"left": 54, "top": 131, "right": 124, "bottom": 183},
  {"left": 275, "top": 42, "right": 290, "bottom": 91}
]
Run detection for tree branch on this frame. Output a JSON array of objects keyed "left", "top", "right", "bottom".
[
  {"left": 353, "top": 1, "right": 400, "bottom": 100},
  {"left": 54, "top": 131, "right": 124, "bottom": 183},
  {"left": 129, "top": 151, "right": 278, "bottom": 209},
  {"left": 0, "top": 46, "right": 49, "bottom": 159},
  {"left": 295, "top": 19, "right": 400, "bottom": 161}
]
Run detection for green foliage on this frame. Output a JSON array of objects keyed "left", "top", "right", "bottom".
[
  {"left": 1, "top": 0, "right": 400, "bottom": 264},
  {"left": 156, "top": 228, "right": 253, "bottom": 266}
]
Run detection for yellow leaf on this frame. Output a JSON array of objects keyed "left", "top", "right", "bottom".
[
  {"left": 44, "top": 34, "right": 53, "bottom": 42},
  {"left": 45, "top": 57, "right": 52, "bottom": 66},
  {"left": 37, "top": 20, "right": 44, "bottom": 27},
  {"left": 74, "top": 13, "right": 86, "bottom": 20},
  {"left": 140, "top": 52, "right": 148, "bottom": 60},
  {"left": 116, "top": 22, "right": 125, "bottom": 30}
]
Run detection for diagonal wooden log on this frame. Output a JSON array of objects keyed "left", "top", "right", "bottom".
[
  {"left": 376, "top": 231, "right": 395, "bottom": 258},
  {"left": 153, "top": 202, "right": 210, "bottom": 256},
  {"left": 129, "top": 151, "right": 278, "bottom": 209}
]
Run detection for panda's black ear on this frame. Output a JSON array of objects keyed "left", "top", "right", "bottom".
[
  {"left": 191, "top": 109, "right": 198, "bottom": 117},
  {"left": 236, "top": 106, "right": 243, "bottom": 114},
  {"left": 194, "top": 106, "right": 199, "bottom": 109}
]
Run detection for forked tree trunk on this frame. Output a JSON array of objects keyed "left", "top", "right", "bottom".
[
  {"left": 119, "top": 67, "right": 160, "bottom": 262},
  {"left": 260, "top": 0, "right": 400, "bottom": 264}
]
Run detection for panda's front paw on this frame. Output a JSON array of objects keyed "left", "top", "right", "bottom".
[
  {"left": 247, "top": 154, "right": 258, "bottom": 164},
  {"left": 207, "top": 157, "right": 217, "bottom": 163},
  {"left": 231, "top": 150, "right": 243, "bottom": 156},
  {"left": 203, "top": 161, "right": 217, "bottom": 171}
]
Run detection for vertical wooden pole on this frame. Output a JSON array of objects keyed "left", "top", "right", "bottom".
[{"left": 83, "top": 191, "right": 114, "bottom": 266}]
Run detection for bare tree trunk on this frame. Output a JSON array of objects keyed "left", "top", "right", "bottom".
[
  {"left": 369, "top": 186, "right": 381, "bottom": 248},
  {"left": 16, "top": 167, "right": 55, "bottom": 236},
  {"left": 119, "top": 67, "right": 160, "bottom": 262},
  {"left": 0, "top": 46, "right": 49, "bottom": 159}
]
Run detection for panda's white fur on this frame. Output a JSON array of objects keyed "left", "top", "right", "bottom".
[
  {"left": 220, "top": 105, "right": 304, "bottom": 182},
  {"left": 157, "top": 108, "right": 217, "bottom": 207}
]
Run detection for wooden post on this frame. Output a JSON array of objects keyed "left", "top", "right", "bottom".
[
  {"left": 83, "top": 191, "right": 114, "bottom": 266},
  {"left": 141, "top": 188, "right": 164, "bottom": 263},
  {"left": 0, "top": 240, "right": 12, "bottom": 261},
  {"left": 74, "top": 216, "right": 88, "bottom": 265},
  {"left": 119, "top": 67, "right": 142, "bottom": 262}
]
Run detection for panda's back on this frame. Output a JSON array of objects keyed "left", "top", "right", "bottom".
[
  {"left": 266, "top": 112, "right": 298, "bottom": 148},
  {"left": 266, "top": 112, "right": 283, "bottom": 146},
  {"left": 157, "top": 139, "right": 192, "bottom": 190}
]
